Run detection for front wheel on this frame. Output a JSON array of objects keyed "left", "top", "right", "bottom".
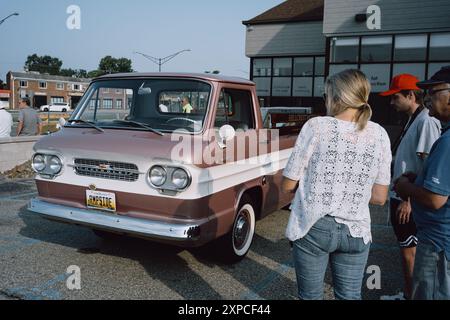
[{"left": 218, "top": 194, "right": 256, "bottom": 264}]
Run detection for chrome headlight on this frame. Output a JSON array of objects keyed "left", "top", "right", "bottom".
[
  {"left": 172, "top": 168, "right": 189, "bottom": 189},
  {"left": 32, "top": 154, "right": 46, "bottom": 172},
  {"left": 149, "top": 166, "right": 167, "bottom": 187},
  {"left": 48, "top": 156, "right": 62, "bottom": 174}
]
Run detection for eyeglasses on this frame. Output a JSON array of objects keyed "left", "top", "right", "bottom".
[{"left": 425, "top": 88, "right": 450, "bottom": 97}]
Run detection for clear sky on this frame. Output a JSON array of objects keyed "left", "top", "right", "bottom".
[{"left": 0, "top": 0, "right": 284, "bottom": 81}]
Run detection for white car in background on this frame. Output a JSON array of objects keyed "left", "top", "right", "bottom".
[{"left": 40, "top": 102, "right": 70, "bottom": 112}]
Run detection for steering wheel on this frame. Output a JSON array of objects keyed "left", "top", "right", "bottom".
[{"left": 165, "top": 117, "right": 197, "bottom": 125}]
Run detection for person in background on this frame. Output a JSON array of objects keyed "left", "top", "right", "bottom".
[
  {"left": 379, "top": 74, "right": 441, "bottom": 300},
  {"left": 17, "top": 98, "right": 42, "bottom": 136},
  {"left": 282, "top": 69, "right": 391, "bottom": 300},
  {"left": 394, "top": 66, "right": 450, "bottom": 300},
  {"left": 0, "top": 103, "right": 13, "bottom": 138},
  {"left": 181, "top": 97, "right": 193, "bottom": 114}
]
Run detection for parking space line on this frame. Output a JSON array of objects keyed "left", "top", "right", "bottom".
[
  {"left": 3, "top": 273, "right": 68, "bottom": 300},
  {"left": 0, "top": 235, "right": 42, "bottom": 256}
]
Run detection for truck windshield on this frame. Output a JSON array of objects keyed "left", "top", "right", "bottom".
[{"left": 69, "top": 78, "right": 212, "bottom": 133}]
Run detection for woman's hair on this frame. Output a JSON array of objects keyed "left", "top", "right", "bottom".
[{"left": 325, "top": 69, "right": 372, "bottom": 131}]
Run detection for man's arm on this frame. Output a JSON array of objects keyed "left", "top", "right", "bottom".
[
  {"left": 16, "top": 121, "right": 23, "bottom": 136},
  {"left": 395, "top": 177, "right": 448, "bottom": 211}
]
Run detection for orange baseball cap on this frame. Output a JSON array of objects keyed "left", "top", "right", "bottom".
[{"left": 379, "top": 74, "right": 421, "bottom": 96}]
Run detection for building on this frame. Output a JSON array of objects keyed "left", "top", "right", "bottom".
[
  {"left": 243, "top": 0, "right": 450, "bottom": 136},
  {"left": 6, "top": 71, "right": 91, "bottom": 110},
  {"left": 87, "top": 87, "right": 133, "bottom": 111}
]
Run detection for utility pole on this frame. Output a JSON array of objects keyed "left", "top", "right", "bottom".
[
  {"left": 0, "top": 13, "right": 19, "bottom": 26},
  {"left": 134, "top": 49, "right": 191, "bottom": 72}
]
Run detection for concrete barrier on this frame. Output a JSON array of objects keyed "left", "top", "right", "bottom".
[{"left": 0, "top": 136, "right": 41, "bottom": 172}]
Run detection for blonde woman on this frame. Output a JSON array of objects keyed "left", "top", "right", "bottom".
[{"left": 282, "top": 69, "right": 392, "bottom": 300}]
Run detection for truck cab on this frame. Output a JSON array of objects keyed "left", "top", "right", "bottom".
[{"left": 28, "top": 73, "right": 315, "bottom": 262}]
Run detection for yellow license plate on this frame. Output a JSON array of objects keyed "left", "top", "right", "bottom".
[{"left": 86, "top": 190, "right": 116, "bottom": 212}]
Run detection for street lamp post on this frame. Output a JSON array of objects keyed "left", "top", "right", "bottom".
[
  {"left": 0, "top": 13, "right": 19, "bottom": 26},
  {"left": 134, "top": 49, "right": 191, "bottom": 72}
]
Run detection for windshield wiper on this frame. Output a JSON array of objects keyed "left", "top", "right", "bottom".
[
  {"left": 112, "top": 120, "right": 164, "bottom": 136},
  {"left": 67, "top": 119, "right": 105, "bottom": 133}
]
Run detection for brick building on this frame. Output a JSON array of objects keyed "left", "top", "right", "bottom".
[{"left": 6, "top": 71, "right": 91, "bottom": 110}]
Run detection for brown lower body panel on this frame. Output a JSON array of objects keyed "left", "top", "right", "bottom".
[{"left": 35, "top": 170, "right": 292, "bottom": 246}]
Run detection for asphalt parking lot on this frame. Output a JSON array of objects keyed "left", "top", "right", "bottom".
[{"left": 0, "top": 177, "right": 403, "bottom": 300}]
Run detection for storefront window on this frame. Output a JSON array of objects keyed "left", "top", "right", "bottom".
[
  {"left": 293, "top": 78, "right": 312, "bottom": 97},
  {"left": 360, "top": 64, "right": 391, "bottom": 92},
  {"left": 254, "top": 78, "right": 271, "bottom": 97},
  {"left": 272, "top": 78, "right": 291, "bottom": 97},
  {"left": 294, "top": 57, "right": 313, "bottom": 76},
  {"left": 329, "top": 64, "right": 358, "bottom": 76},
  {"left": 253, "top": 59, "right": 272, "bottom": 77},
  {"left": 394, "top": 34, "right": 427, "bottom": 61},
  {"left": 428, "top": 62, "right": 450, "bottom": 78},
  {"left": 315, "top": 57, "right": 325, "bottom": 76},
  {"left": 393, "top": 63, "right": 426, "bottom": 81},
  {"left": 361, "top": 36, "right": 392, "bottom": 62},
  {"left": 313, "top": 77, "right": 325, "bottom": 97},
  {"left": 273, "top": 58, "right": 292, "bottom": 76},
  {"left": 330, "top": 37, "right": 359, "bottom": 63},
  {"left": 430, "top": 33, "right": 450, "bottom": 61}
]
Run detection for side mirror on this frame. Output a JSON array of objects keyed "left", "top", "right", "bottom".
[
  {"left": 218, "top": 125, "right": 236, "bottom": 149},
  {"left": 56, "top": 117, "right": 66, "bottom": 130}
]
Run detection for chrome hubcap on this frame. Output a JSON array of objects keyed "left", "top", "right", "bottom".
[{"left": 233, "top": 211, "right": 250, "bottom": 250}]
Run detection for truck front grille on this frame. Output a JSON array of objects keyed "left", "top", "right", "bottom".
[{"left": 73, "top": 159, "right": 140, "bottom": 182}]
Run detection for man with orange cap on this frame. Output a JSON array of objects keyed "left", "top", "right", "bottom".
[{"left": 380, "top": 74, "right": 441, "bottom": 299}]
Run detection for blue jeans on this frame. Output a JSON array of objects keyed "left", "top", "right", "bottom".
[
  {"left": 412, "top": 242, "right": 450, "bottom": 300},
  {"left": 292, "top": 215, "right": 370, "bottom": 300}
]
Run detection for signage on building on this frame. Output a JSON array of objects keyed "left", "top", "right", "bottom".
[
  {"left": 366, "top": 5, "right": 381, "bottom": 30},
  {"left": 360, "top": 64, "right": 390, "bottom": 92},
  {"left": 293, "top": 78, "right": 313, "bottom": 97},
  {"left": 272, "top": 78, "right": 291, "bottom": 97}
]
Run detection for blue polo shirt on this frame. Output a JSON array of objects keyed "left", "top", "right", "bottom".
[{"left": 413, "top": 122, "right": 450, "bottom": 260}]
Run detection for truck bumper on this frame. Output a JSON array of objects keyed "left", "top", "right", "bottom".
[{"left": 28, "top": 198, "right": 202, "bottom": 244}]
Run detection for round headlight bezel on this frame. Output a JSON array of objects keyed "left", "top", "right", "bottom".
[
  {"left": 149, "top": 166, "right": 167, "bottom": 187},
  {"left": 32, "top": 154, "right": 46, "bottom": 172},
  {"left": 48, "top": 156, "right": 62, "bottom": 174},
  {"left": 172, "top": 168, "right": 189, "bottom": 189}
]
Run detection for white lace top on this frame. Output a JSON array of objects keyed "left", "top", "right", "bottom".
[{"left": 283, "top": 117, "right": 392, "bottom": 244}]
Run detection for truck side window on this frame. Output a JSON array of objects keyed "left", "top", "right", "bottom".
[{"left": 214, "top": 89, "right": 255, "bottom": 131}]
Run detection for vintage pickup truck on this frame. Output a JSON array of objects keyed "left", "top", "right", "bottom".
[{"left": 28, "top": 73, "right": 317, "bottom": 262}]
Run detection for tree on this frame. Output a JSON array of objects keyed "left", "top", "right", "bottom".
[
  {"left": 75, "top": 69, "right": 88, "bottom": 78},
  {"left": 87, "top": 70, "right": 106, "bottom": 78},
  {"left": 60, "top": 68, "right": 76, "bottom": 77},
  {"left": 0, "top": 80, "right": 5, "bottom": 89},
  {"left": 98, "top": 56, "right": 133, "bottom": 74},
  {"left": 25, "top": 54, "right": 63, "bottom": 75}
]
